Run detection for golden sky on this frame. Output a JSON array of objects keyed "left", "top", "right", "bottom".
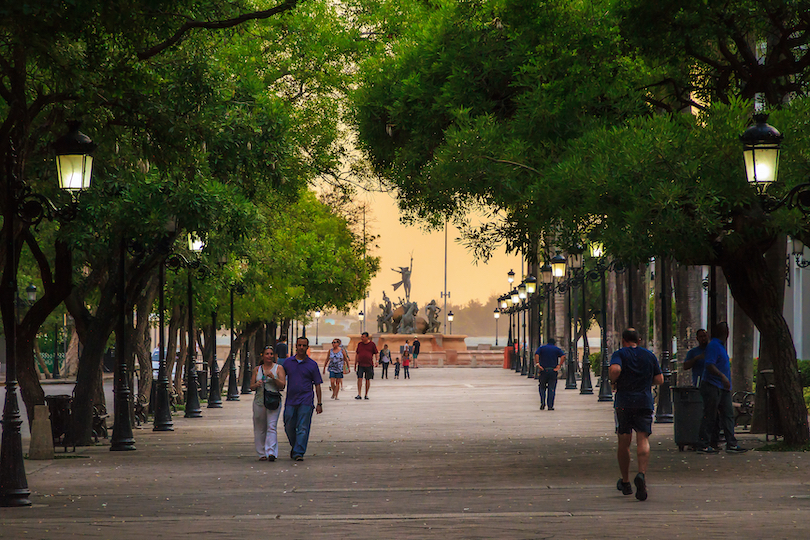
[{"left": 359, "top": 189, "right": 523, "bottom": 312}]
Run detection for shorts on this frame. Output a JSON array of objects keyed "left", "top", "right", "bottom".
[
  {"left": 615, "top": 408, "right": 653, "bottom": 435},
  {"left": 356, "top": 365, "right": 374, "bottom": 380},
  {"left": 328, "top": 371, "right": 344, "bottom": 379}
]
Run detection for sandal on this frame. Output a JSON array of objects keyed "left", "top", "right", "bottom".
[{"left": 259, "top": 456, "right": 268, "bottom": 461}]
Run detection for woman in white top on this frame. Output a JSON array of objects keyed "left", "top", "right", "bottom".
[
  {"left": 323, "top": 338, "right": 350, "bottom": 400},
  {"left": 251, "top": 346, "right": 286, "bottom": 461}
]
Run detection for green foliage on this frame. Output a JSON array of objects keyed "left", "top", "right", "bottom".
[{"left": 798, "top": 360, "right": 810, "bottom": 388}]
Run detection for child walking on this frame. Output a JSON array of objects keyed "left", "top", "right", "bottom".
[
  {"left": 394, "top": 357, "right": 401, "bottom": 379},
  {"left": 403, "top": 354, "right": 410, "bottom": 379}
]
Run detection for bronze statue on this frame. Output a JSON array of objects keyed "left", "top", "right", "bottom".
[
  {"left": 391, "top": 255, "right": 413, "bottom": 302},
  {"left": 425, "top": 299, "right": 441, "bottom": 333}
]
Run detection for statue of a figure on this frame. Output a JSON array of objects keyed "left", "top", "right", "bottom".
[
  {"left": 425, "top": 299, "right": 441, "bottom": 333},
  {"left": 377, "top": 291, "right": 395, "bottom": 333},
  {"left": 391, "top": 255, "right": 413, "bottom": 302},
  {"left": 397, "top": 301, "right": 419, "bottom": 334}
]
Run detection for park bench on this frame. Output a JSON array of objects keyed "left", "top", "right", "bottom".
[{"left": 732, "top": 391, "right": 755, "bottom": 431}]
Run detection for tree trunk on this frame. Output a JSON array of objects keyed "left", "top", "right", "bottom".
[
  {"left": 174, "top": 305, "right": 188, "bottom": 403},
  {"left": 32, "top": 339, "right": 51, "bottom": 379},
  {"left": 132, "top": 273, "right": 159, "bottom": 403},
  {"left": 218, "top": 321, "right": 262, "bottom": 394},
  {"left": 63, "top": 329, "right": 80, "bottom": 379},
  {"left": 731, "top": 299, "right": 755, "bottom": 393},
  {"left": 721, "top": 237, "right": 808, "bottom": 444},
  {"left": 68, "top": 315, "right": 115, "bottom": 445},
  {"left": 674, "top": 265, "right": 704, "bottom": 385},
  {"left": 608, "top": 269, "right": 625, "bottom": 354},
  {"left": 166, "top": 301, "right": 182, "bottom": 398}
]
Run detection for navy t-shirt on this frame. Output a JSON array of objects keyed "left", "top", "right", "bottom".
[
  {"left": 610, "top": 346, "right": 662, "bottom": 409},
  {"left": 684, "top": 345, "right": 705, "bottom": 386},
  {"left": 534, "top": 344, "right": 565, "bottom": 369}
]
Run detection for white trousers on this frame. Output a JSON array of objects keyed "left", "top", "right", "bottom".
[{"left": 253, "top": 400, "right": 281, "bottom": 458}]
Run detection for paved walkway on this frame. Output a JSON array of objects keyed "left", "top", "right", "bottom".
[{"left": 1, "top": 368, "right": 807, "bottom": 538}]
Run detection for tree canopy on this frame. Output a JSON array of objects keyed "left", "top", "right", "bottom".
[{"left": 350, "top": 0, "right": 810, "bottom": 443}]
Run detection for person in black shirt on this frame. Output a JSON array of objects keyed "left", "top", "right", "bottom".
[{"left": 609, "top": 328, "right": 663, "bottom": 501}]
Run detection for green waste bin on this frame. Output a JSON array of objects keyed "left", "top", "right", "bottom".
[{"left": 672, "top": 386, "right": 703, "bottom": 451}]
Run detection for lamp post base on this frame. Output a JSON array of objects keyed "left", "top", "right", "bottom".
[
  {"left": 0, "top": 383, "right": 31, "bottom": 507},
  {"left": 185, "top": 370, "right": 203, "bottom": 418},
  {"left": 580, "top": 357, "right": 593, "bottom": 394}
]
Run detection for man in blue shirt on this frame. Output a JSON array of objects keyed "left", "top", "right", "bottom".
[
  {"left": 683, "top": 328, "right": 709, "bottom": 386},
  {"left": 534, "top": 339, "right": 566, "bottom": 410},
  {"left": 696, "top": 322, "right": 747, "bottom": 454},
  {"left": 609, "top": 328, "right": 663, "bottom": 501},
  {"left": 282, "top": 336, "right": 323, "bottom": 461}
]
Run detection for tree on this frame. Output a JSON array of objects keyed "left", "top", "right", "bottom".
[
  {"left": 2, "top": 0, "right": 370, "bottom": 443},
  {"left": 351, "top": 0, "right": 810, "bottom": 443}
]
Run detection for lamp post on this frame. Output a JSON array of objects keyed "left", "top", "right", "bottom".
[
  {"left": 525, "top": 275, "right": 537, "bottom": 378},
  {"left": 541, "top": 263, "right": 553, "bottom": 343},
  {"left": 591, "top": 243, "right": 613, "bottom": 402},
  {"left": 226, "top": 285, "right": 244, "bottom": 401},
  {"left": 654, "top": 256, "right": 674, "bottom": 423},
  {"left": 447, "top": 311, "right": 454, "bottom": 335},
  {"left": 569, "top": 248, "right": 593, "bottom": 394},
  {"left": 166, "top": 234, "right": 205, "bottom": 418},
  {"left": 493, "top": 309, "right": 500, "bottom": 346},
  {"left": 504, "top": 295, "right": 515, "bottom": 369},
  {"left": 153, "top": 256, "right": 174, "bottom": 432},
  {"left": 518, "top": 281, "right": 528, "bottom": 375},
  {"left": 207, "top": 307, "right": 223, "bottom": 409},
  {"left": 314, "top": 310, "right": 322, "bottom": 345},
  {"left": 1, "top": 123, "right": 96, "bottom": 506},
  {"left": 510, "top": 288, "right": 520, "bottom": 372},
  {"left": 358, "top": 311, "right": 364, "bottom": 333}
]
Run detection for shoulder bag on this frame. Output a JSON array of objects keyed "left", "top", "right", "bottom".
[{"left": 262, "top": 368, "right": 282, "bottom": 410}]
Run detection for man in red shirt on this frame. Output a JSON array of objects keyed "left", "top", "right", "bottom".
[{"left": 354, "top": 332, "right": 378, "bottom": 400}]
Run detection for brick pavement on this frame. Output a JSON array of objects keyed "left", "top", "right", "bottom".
[{"left": 1, "top": 368, "right": 808, "bottom": 539}]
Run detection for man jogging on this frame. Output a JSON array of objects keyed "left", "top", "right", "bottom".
[{"left": 609, "top": 328, "right": 663, "bottom": 501}]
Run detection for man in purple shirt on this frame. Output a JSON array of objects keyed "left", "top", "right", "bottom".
[{"left": 283, "top": 336, "right": 323, "bottom": 461}]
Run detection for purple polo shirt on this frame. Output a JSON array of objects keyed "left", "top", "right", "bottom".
[{"left": 283, "top": 355, "right": 323, "bottom": 407}]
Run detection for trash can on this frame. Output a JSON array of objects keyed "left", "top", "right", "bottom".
[
  {"left": 45, "top": 394, "right": 73, "bottom": 445},
  {"left": 672, "top": 386, "right": 703, "bottom": 451}
]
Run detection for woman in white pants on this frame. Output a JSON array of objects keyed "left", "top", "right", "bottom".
[{"left": 251, "top": 346, "right": 286, "bottom": 461}]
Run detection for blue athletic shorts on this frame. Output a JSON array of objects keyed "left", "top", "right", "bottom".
[{"left": 328, "top": 371, "right": 344, "bottom": 379}]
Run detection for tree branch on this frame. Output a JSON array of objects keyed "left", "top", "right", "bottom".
[
  {"left": 137, "top": 0, "right": 300, "bottom": 60},
  {"left": 479, "top": 156, "right": 542, "bottom": 176}
]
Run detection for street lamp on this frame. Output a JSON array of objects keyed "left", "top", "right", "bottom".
[
  {"left": 54, "top": 122, "right": 96, "bottom": 192},
  {"left": 541, "top": 263, "right": 553, "bottom": 343},
  {"left": 227, "top": 284, "right": 245, "bottom": 401},
  {"left": 314, "top": 310, "right": 322, "bottom": 345},
  {"left": 1, "top": 124, "right": 95, "bottom": 507},
  {"left": 447, "top": 310, "right": 454, "bottom": 334},
  {"left": 591, "top": 243, "right": 613, "bottom": 403},
  {"left": 551, "top": 253, "right": 567, "bottom": 278},
  {"left": 358, "top": 311, "right": 364, "bottom": 333},
  {"left": 518, "top": 282, "right": 528, "bottom": 375},
  {"left": 740, "top": 113, "right": 783, "bottom": 191},
  {"left": 525, "top": 275, "right": 537, "bottom": 295},
  {"left": 493, "top": 309, "right": 500, "bottom": 346},
  {"left": 25, "top": 284, "right": 37, "bottom": 303},
  {"left": 507, "top": 269, "right": 515, "bottom": 284},
  {"left": 165, "top": 234, "right": 205, "bottom": 419}
]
